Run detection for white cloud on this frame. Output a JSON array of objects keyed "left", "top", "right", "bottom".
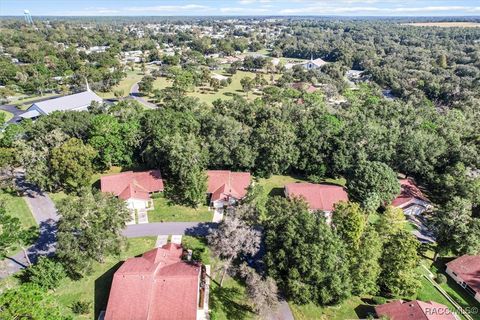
[{"left": 124, "top": 4, "right": 210, "bottom": 12}]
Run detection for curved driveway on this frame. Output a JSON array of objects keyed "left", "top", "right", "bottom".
[{"left": 130, "top": 83, "right": 158, "bottom": 109}]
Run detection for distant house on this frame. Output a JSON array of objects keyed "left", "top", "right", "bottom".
[
  {"left": 392, "top": 178, "right": 431, "bottom": 215},
  {"left": 207, "top": 170, "right": 251, "bottom": 208},
  {"left": 446, "top": 255, "right": 480, "bottom": 303},
  {"left": 100, "top": 170, "right": 164, "bottom": 210},
  {"left": 284, "top": 183, "right": 348, "bottom": 223},
  {"left": 302, "top": 57, "right": 327, "bottom": 70},
  {"left": 104, "top": 243, "right": 206, "bottom": 320},
  {"left": 20, "top": 87, "right": 102, "bottom": 120},
  {"left": 375, "top": 300, "right": 458, "bottom": 320}
]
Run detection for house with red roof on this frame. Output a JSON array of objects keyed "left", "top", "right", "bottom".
[
  {"left": 104, "top": 243, "right": 207, "bottom": 320},
  {"left": 284, "top": 183, "right": 348, "bottom": 223},
  {"left": 392, "top": 178, "right": 431, "bottom": 216},
  {"left": 375, "top": 300, "right": 458, "bottom": 320},
  {"left": 446, "top": 255, "right": 480, "bottom": 303},
  {"left": 207, "top": 170, "right": 251, "bottom": 208},
  {"left": 100, "top": 170, "right": 164, "bottom": 210}
]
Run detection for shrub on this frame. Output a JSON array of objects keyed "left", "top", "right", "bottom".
[
  {"left": 23, "top": 256, "right": 66, "bottom": 290},
  {"left": 373, "top": 296, "right": 387, "bottom": 305},
  {"left": 71, "top": 300, "right": 91, "bottom": 314},
  {"left": 436, "top": 273, "right": 447, "bottom": 284}
]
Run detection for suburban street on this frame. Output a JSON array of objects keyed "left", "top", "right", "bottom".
[{"left": 129, "top": 82, "right": 158, "bottom": 109}]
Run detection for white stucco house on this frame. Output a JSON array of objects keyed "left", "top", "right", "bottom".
[
  {"left": 206, "top": 170, "right": 251, "bottom": 208},
  {"left": 302, "top": 57, "right": 327, "bottom": 70},
  {"left": 100, "top": 170, "right": 164, "bottom": 210}
]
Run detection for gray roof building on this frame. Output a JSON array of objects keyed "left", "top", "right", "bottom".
[{"left": 20, "top": 90, "right": 103, "bottom": 119}]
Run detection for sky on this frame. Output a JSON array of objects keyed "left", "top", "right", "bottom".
[{"left": 1, "top": 0, "right": 479, "bottom": 17}]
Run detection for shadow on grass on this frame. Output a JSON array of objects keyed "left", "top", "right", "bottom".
[
  {"left": 94, "top": 261, "right": 123, "bottom": 319},
  {"left": 268, "top": 187, "right": 286, "bottom": 197},
  {"left": 210, "top": 285, "right": 254, "bottom": 320},
  {"left": 354, "top": 304, "right": 376, "bottom": 319}
]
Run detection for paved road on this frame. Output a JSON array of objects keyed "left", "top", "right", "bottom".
[
  {"left": 130, "top": 83, "right": 158, "bottom": 109},
  {"left": 267, "top": 301, "right": 295, "bottom": 320},
  {"left": 0, "top": 170, "right": 59, "bottom": 278}
]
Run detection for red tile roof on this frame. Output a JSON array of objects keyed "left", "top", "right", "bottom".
[
  {"left": 104, "top": 243, "right": 201, "bottom": 320},
  {"left": 207, "top": 170, "right": 251, "bottom": 202},
  {"left": 100, "top": 170, "right": 164, "bottom": 201},
  {"left": 375, "top": 300, "right": 457, "bottom": 320},
  {"left": 446, "top": 255, "right": 480, "bottom": 294},
  {"left": 392, "top": 178, "right": 429, "bottom": 207},
  {"left": 284, "top": 183, "right": 348, "bottom": 211}
]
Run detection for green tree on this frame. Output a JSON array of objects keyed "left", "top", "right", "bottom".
[
  {"left": 433, "top": 197, "right": 480, "bottom": 258},
  {"left": 0, "top": 205, "right": 37, "bottom": 266},
  {"left": 253, "top": 119, "right": 298, "bottom": 177},
  {"left": 240, "top": 77, "right": 253, "bottom": 97},
  {"left": 347, "top": 161, "right": 400, "bottom": 210},
  {"left": 378, "top": 230, "right": 420, "bottom": 297},
  {"left": 351, "top": 225, "right": 383, "bottom": 295},
  {"left": 162, "top": 133, "right": 208, "bottom": 207},
  {"left": 332, "top": 201, "right": 366, "bottom": 249},
  {"left": 0, "top": 284, "right": 66, "bottom": 320},
  {"left": 51, "top": 138, "right": 97, "bottom": 193},
  {"left": 23, "top": 256, "right": 66, "bottom": 291},
  {"left": 56, "top": 192, "right": 130, "bottom": 278},
  {"left": 264, "top": 197, "right": 352, "bottom": 305},
  {"left": 376, "top": 206, "right": 406, "bottom": 239}
]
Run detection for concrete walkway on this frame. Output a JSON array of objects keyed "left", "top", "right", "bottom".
[
  {"left": 267, "top": 301, "right": 295, "bottom": 320},
  {"left": 212, "top": 208, "right": 224, "bottom": 223},
  {"left": 129, "top": 83, "right": 158, "bottom": 109}
]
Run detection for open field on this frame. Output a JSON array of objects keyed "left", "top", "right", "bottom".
[
  {"left": 150, "top": 70, "right": 280, "bottom": 105},
  {"left": 97, "top": 69, "right": 144, "bottom": 99},
  {"left": 148, "top": 194, "right": 213, "bottom": 222},
  {"left": 404, "top": 22, "right": 480, "bottom": 28}
]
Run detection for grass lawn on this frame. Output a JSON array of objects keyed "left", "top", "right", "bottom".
[
  {"left": 53, "top": 237, "right": 156, "bottom": 319},
  {"left": 148, "top": 194, "right": 213, "bottom": 222},
  {"left": 0, "top": 110, "right": 13, "bottom": 122},
  {"left": 97, "top": 69, "right": 144, "bottom": 99},
  {"left": 0, "top": 191, "right": 36, "bottom": 256},
  {"left": 10, "top": 92, "right": 58, "bottom": 107},
  {"left": 150, "top": 70, "right": 280, "bottom": 106},
  {"left": 182, "top": 236, "right": 211, "bottom": 265},
  {"left": 290, "top": 296, "right": 375, "bottom": 320},
  {"left": 0, "top": 191, "right": 36, "bottom": 229}
]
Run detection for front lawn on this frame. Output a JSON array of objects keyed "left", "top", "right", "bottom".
[
  {"left": 148, "top": 194, "right": 213, "bottom": 222},
  {"left": 53, "top": 237, "right": 156, "bottom": 319},
  {"left": 0, "top": 191, "right": 37, "bottom": 256},
  {"left": 290, "top": 296, "right": 375, "bottom": 320}
]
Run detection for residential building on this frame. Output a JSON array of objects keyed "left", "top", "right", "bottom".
[
  {"left": 206, "top": 170, "right": 251, "bottom": 208},
  {"left": 100, "top": 170, "right": 164, "bottom": 210},
  {"left": 284, "top": 183, "right": 348, "bottom": 222},
  {"left": 392, "top": 178, "right": 431, "bottom": 215},
  {"left": 104, "top": 243, "right": 206, "bottom": 320},
  {"left": 446, "top": 255, "right": 480, "bottom": 303},
  {"left": 20, "top": 86, "right": 102, "bottom": 120},
  {"left": 375, "top": 300, "right": 458, "bottom": 320},
  {"left": 302, "top": 57, "right": 327, "bottom": 70}
]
